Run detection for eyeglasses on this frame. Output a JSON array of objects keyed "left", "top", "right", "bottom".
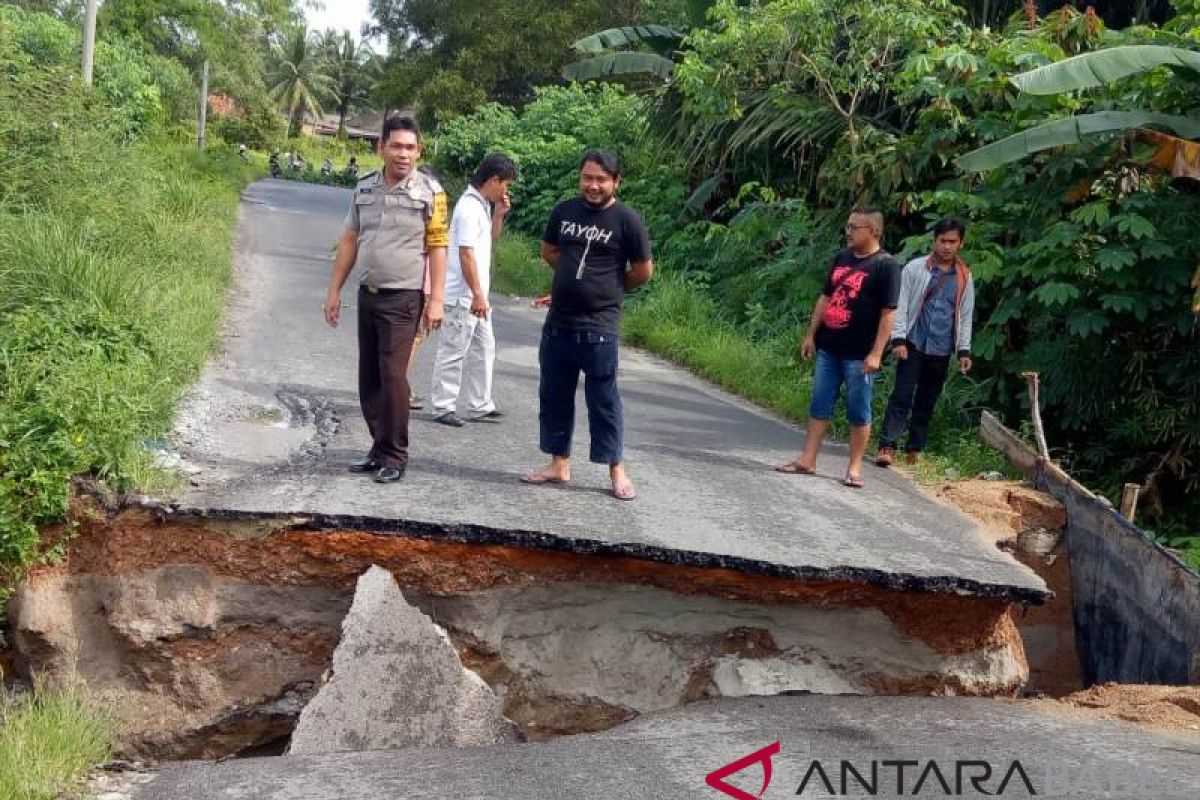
[{"left": 844, "top": 223, "right": 871, "bottom": 232}]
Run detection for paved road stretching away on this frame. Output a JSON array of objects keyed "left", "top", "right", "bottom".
[
  {"left": 168, "top": 179, "right": 1044, "bottom": 600},
  {"left": 137, "top": 695, "right": 1200, "bottom": 799}
]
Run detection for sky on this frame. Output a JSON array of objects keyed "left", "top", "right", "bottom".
[{"left": 304, "top": 0, "right": 374, "bottom": 40}]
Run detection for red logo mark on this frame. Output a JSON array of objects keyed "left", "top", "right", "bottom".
[{"left": 706, "top": 741, "right": 782, "bottom": 800}]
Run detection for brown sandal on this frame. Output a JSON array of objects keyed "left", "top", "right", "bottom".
[
  {"left": 775, "top": 461, "right": 815, "bottom": 475},
  {"left": 843, "top": 475, "right": 864, "bottom": 489}
]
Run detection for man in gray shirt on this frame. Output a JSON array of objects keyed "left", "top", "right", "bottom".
[
  {"left": 876, "top": 217, "right": 975, "bottom": 467},
  {"left": 322, "top": 114, "right": 450, "bottom": 483}
]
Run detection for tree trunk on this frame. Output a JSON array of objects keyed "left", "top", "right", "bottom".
[
  {"left": 337, "top": 103, "right": 348, "bottom": 141},
  {"left": 288, "top": 105, "right": 304, "bottom": 139}
]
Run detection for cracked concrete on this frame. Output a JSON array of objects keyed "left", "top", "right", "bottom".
[
  {"left": 288, "top": 566, "right": 517, "bottom": 755},
  {"left": 161, "top": 179, "right": 1045, "bottom": 603}
]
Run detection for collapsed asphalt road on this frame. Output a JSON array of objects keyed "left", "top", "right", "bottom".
[
  {"left": 169, "top": 179, "right": 1044, "bottom": 602},
  {"left": 137, "top": 695, "right": 1200, "bottom": 800}
]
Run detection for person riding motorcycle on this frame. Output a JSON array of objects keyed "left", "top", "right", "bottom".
[
  {"left": 268, "top": 148, "right": 281, "bottom": 178},
  {"left": 321, "top": 157, "right": 333, "bottom": 181}
]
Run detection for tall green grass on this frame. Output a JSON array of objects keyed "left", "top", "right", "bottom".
[
  {"left": 0, "top": 57, "right": 257, "bottom": 595},
  {"left": 0, "top": 679, "right": 114, "bottom": 800},
  {"left": 492, "top": 234, "right": 551, "bottom": 297}
]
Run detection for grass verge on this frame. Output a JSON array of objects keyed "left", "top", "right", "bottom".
[
  {"left": 492, "top": 233, "right": 552, "bottom": 297},
  {"left": 0, "top": 140, "right": 256, "bottom": 602},
  {"left": 0, "top": 679, "right": 114, "bottom": 800}
]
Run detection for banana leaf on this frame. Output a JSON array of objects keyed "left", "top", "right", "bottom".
[
  {"left": 956, "top": 111, "right": 1200, "bottom": 172},
  {"left": 562, "top": 52, "right": 675, "bottom": 82},
  {"left": 571, "top": 26, "right": 683, "bottom": 55},
  {"left": 1012, "top": 45, "right": 1200, "bottom": 95}
]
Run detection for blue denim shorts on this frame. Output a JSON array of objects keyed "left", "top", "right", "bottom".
[{"left": 809, "top": 349, "right": 875, "bottom": 427}]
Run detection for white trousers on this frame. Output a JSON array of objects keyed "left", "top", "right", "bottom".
[{"left": 430, "top": 304, "right": 496, "bottom": 416}]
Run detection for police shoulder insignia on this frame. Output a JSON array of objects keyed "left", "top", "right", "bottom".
[{"left": 418, "top": 170, "right": 444, "bottom": 195}]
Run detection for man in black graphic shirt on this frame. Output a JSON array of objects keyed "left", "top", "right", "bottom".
[
  {"left": 776, "top": 208, "right": 901, "bottom": 488},
  {"left": 521, "top": 151, "right": 654, "bottom": 501}
]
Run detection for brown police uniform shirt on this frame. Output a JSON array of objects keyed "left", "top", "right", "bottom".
[{"left": 345, "top": 169, "right": 450, "bottom": 290}]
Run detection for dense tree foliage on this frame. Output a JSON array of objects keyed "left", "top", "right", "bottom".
[
  {"left": 367, "top": 0, "right": 691, "bottom": 126},
  {"left": 439, "top": 2, "right": 1199, "bottom": 537}
]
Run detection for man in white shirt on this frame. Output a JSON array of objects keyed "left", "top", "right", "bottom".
[{"left": 430, "top": 153, "right": 517, "bottom": 426}]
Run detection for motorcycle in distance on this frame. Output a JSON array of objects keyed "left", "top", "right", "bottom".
[
  {"left": 268, "top": 149, "right": 282, "bottom": 178},
  {"left": 320, "top": 157, "right": 333, "bottom": 183}
]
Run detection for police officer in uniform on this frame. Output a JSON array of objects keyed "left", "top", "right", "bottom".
[{"left": 323, "top": 114, "right": 450, "bottom": 483}]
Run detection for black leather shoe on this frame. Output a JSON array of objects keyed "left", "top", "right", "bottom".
[
  {"left": 467, "top": 410, "right": 505, "bottom": 423},
  {"left": 373, "top": 467, "right": 405, "bottom": 483},
  {"left": 348, "top": 458, "right": 380, "bottom": 474},
  {"left": 433, "top": 412, "right": 466, "bottom": 428}
]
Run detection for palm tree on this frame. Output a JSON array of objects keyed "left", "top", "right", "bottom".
[
  {"left": 322, "top": 31, "right": 381, "bottom": 139},
  {"left": 267, "top": 26, "right": 334, "bottom": 138},
  {"left": 957, "top": 45, "right": 1200, "bottom": 172}
]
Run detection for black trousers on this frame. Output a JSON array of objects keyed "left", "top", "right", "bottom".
[
  {"left": 357, "top": 288, "right": 424, "bottom": 469},
  {"left": 538, "top": 325, "right": 623, "bottom": 464},
  {"left": 879, "top": 347, "right": 951, "bottom": 453}
]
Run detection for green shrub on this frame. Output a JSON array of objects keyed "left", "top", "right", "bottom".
[
  {"left": 434, "top": 83, "right": 689, "bottom": 240},
  {"left": 210, "top": 104, "right": 284, "bottom": 151}
]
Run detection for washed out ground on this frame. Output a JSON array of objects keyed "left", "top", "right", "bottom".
[
  {"left": 170, "top": 179, "right": 1042, "bottom": 599},
  {"left": 43, "top": 179, "right": 1199, "bottom": 798}
]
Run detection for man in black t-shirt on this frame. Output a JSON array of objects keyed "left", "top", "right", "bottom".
[
  {"left": 520, "top": 150, "right": 654, "bottom": 501},
  {"left": 776, "top": 208, "right": 901, "bottom": 488}
]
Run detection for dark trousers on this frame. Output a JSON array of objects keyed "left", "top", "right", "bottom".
[
  {"left": 538, "top": 325, "right": 623, "bottom": 464},
  {"left": 879, "top": 347, "right": 951, "bottom": 453},
  {"left": 357, "top": 288, "right": 424, "bottom": 468}
]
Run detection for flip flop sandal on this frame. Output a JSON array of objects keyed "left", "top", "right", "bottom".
[
  {"left": 409, "top": 395, "right": 424, "bottom": 410},
  {"left": 843, "top": 475, "right": 864, "bottom": 489},
  {"left": 520, "top": 472, "right": 571, "bottom": 486},
  {"left": 610, "top": 484, "right": 638, "bottom": 501},
  {"left": 775, "top": 462, "right": 815, "bottom": 475}
]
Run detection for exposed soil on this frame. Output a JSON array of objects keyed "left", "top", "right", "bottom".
[
  {"left": 1028, "top": 683, "right": 1200, "bottom": 737},
  {"left": 46, "top": 499, "right": 1019, "bottom": 658},
  {"left": 930, "top": 478, "right": 1082, "bottom": 696},
  {"left": 10, "top": 496, "right": 1033, "bottom": 760}
]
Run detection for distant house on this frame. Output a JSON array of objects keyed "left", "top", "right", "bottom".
[
  {"left": 306, "top": 111, "right": 383, "bottom": 143},
  {"left": 207, "top": 93, "right": 239, "bottom": 117}
]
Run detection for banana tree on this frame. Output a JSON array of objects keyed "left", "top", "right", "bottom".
[
  {"left": 561, "top": 0, "right": 715, "bottom": 83},
  {"left": 561, "top": 25, "right": 683, "bottom": 82},
  {"left": 957, "top": 45, "right": 1200, "bottom": 172}
]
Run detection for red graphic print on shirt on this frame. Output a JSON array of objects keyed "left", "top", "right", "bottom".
[{"left": 821, "top": 266, "right": 868, "bottom": 329}]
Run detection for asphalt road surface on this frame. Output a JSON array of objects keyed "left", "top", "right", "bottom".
[
  {"left": 167, "top": 179, "right": 1044, "bottom": 601},
  {"left": 136, "top": 695, "right": 1200, "bottom": 800}
]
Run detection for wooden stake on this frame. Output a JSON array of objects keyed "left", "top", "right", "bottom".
[
  {"left": 197, "top": 59, "right": 209, "bottom": 152},
  {"left": 1120, "top": 483, "right": 1141, "bottom": 523},
  {"left": 1020, "top": 371, "right": 1050, "bottom": 460}
]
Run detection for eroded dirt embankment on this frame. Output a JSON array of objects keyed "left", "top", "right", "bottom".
[{"left": 9, "top": 499, "right": 1031, "bottom": 760}]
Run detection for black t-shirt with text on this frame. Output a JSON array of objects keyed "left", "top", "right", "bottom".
[
  {"left": 814, "top": 249, "right": 902, "bottom": 359},
  {"left": 542, "top": 197, "right": 652, "bottom": 334}
]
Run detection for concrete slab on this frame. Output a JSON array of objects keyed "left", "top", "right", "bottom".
[
  {"left": 166, "top": 180, "right": 1045, "bottom": 602},
  {"left": 135, "top": 695, "right": 1200, "bottom": 799},
  {"left": 287, "top": 566, "right": 516, "bottom": 755}
]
